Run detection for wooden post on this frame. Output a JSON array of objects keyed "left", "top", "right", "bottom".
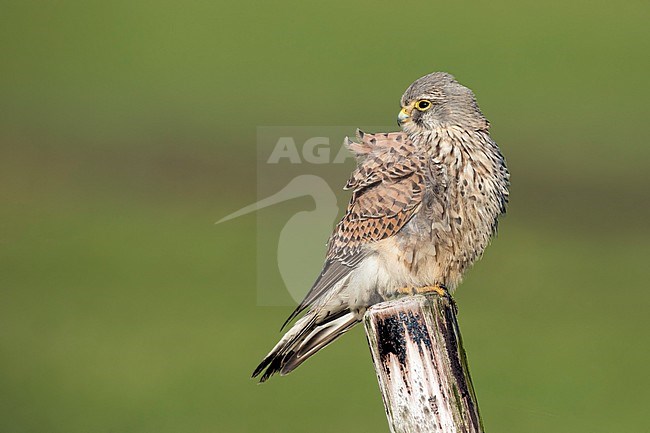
[{"left": 364, "top": 294, "right": 483, "bottom": 433}]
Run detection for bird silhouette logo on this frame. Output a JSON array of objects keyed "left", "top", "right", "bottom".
[{"left": 217, "top": 174, "right": 340, "bottom": 303}]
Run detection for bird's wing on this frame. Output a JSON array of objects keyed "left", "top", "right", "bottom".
[
  {"left": 329, "top": 131, "right": 424, "bottom": 263},
  {"left": 283, "top": 131, "right": 424, "bottom": 327}
]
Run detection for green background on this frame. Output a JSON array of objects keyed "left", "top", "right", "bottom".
[{"left": 1, "top": 1, "right": 649, "bottom": 432}]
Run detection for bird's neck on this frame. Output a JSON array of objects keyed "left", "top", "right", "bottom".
[
  {"left": 409, "top": 125, "right": 509, "bottom": 216},
  {"left": 410, "top": 125, "right": 495, "bottom": 163}
]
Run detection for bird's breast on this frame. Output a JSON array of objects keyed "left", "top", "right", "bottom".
[{"left": 376, "top": 128, "right": 509, "bottom": 290}]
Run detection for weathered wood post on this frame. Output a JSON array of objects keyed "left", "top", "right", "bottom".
[{"left": 364, "top": 294, "right": 483, "bottom": 433}]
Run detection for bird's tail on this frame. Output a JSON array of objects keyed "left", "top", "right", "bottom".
[{"left": 252, "top": 309, "right": 359, "bottom": 382}]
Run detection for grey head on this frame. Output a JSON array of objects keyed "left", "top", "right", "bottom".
[{"left": 398, "top": 72, "right": 489, "bottom": 133}]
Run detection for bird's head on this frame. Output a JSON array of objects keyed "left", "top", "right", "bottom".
[{"left": 397, "top": 72, "right": 489, "bottom": 134}]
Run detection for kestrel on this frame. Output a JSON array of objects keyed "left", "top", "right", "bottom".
[{"left": 253, "top": 72, "right": 509, "bottom": 382}]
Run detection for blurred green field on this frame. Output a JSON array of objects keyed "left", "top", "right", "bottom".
[{"left": 1, "top": 1, "right": 649, "bottom": 432}]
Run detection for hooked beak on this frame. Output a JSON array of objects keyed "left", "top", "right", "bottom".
[{"left": 397, "top": 104, "right": 413, "bottom": 126}]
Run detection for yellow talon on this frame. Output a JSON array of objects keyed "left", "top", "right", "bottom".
[
  {"left": 395, "top": 284, "right": 449, "bottom": 297},
  {"left": 414, "top": 284, "right": 449, "bottom": 297},
  {"left": 396, "top": 286, "right": 413, "bottom": 295}
]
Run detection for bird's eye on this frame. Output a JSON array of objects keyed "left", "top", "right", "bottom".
[{"left": 415, "top": 100, "right": 432, "bottom": 111}]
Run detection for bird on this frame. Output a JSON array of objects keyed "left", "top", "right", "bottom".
[{"left": 252, "top": 72, "right": 509, "bottom": 382}]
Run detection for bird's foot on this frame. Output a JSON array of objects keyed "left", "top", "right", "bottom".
[
  {"left": 394, "top": 285, "right": 457, "bottom": 312},
  {"left": 415, "top": 284, "right": 450, "bottom": 298},
  {"left": 396, "top": 286, "right": 412, "bottom": 296},
  {"left": 396, "top": 284, "right": 449, "bottom": 298}
]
